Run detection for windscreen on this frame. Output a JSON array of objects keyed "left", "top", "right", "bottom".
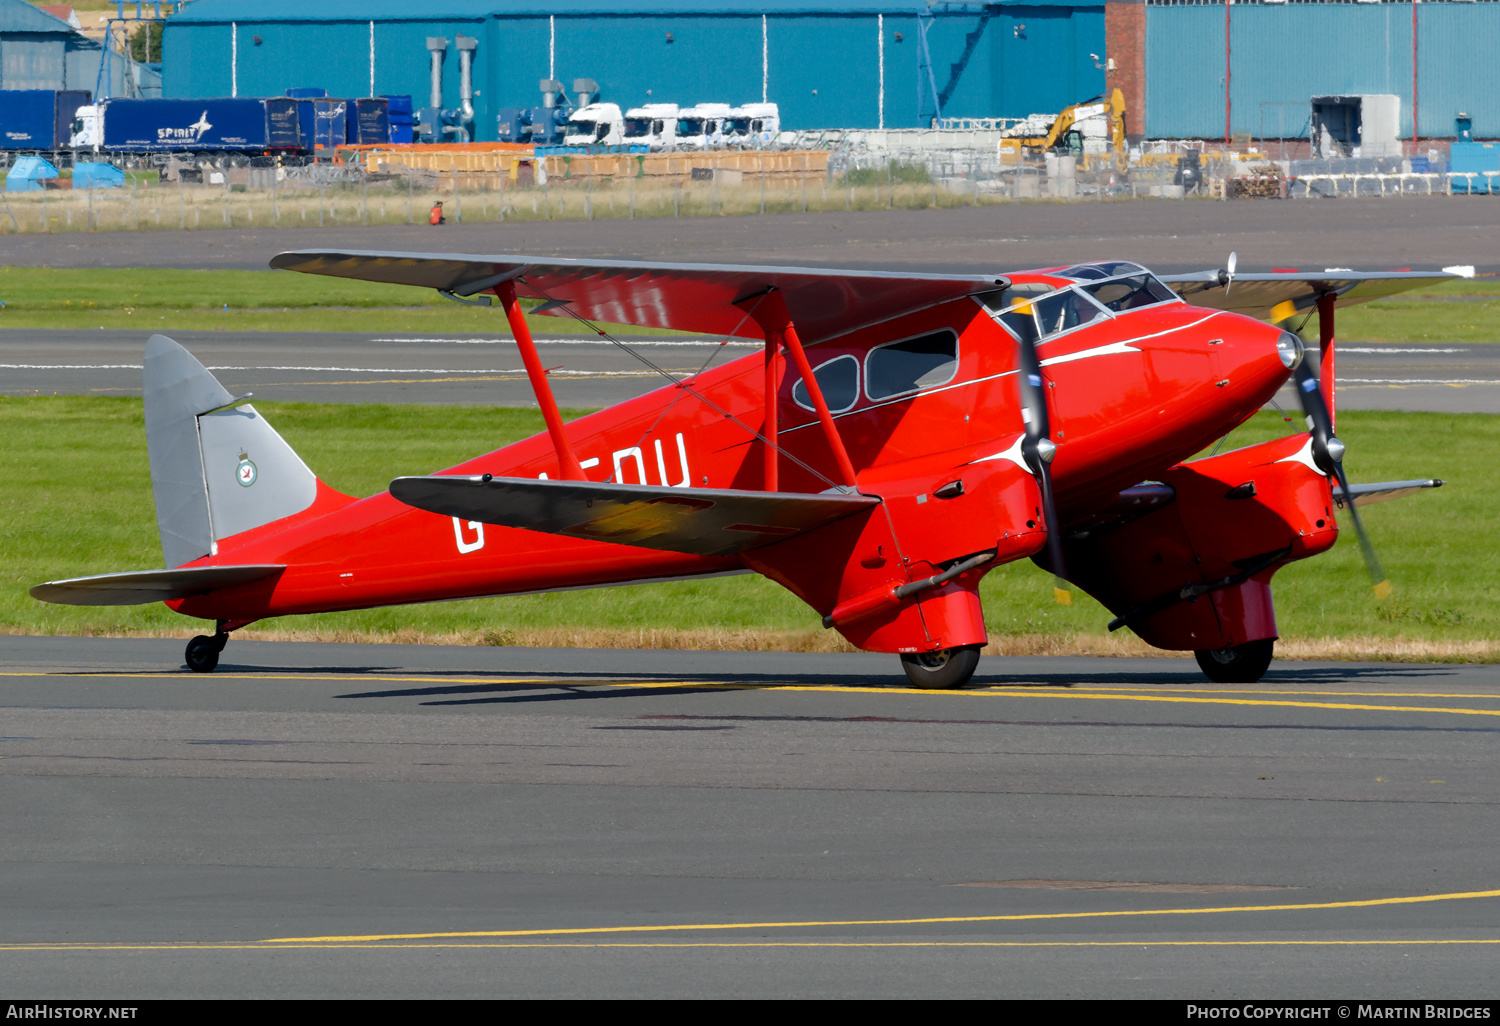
[
  {"left": 623, "top": 118, "right": 652, "bottom": 138},
  {"left": 677, "top": 118, "right": 704, "bottom": 136},
  {"left": 1080, "top": 274, "right": 1179, "bottom": 313}
]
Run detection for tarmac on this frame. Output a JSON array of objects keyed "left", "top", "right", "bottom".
[
  {"left": 4, "top": 200, "right": 1497, "bottom": 998},
  {"left": 2, "top": 195, "right": 1498, "bottom": 274},
  {"left": 1, "top": 635, "right": 1497, "bottom": 998}
]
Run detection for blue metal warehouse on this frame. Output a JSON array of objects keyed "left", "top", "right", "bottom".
[
  {"left": 0, "top": 0, "right": 146, "bottom": 95},
  {"left": 162, "top": 0, "right": 1107, "bottom": 137},
  {"left": 1141, "top": 1, "right": 1500, "bottom": 141}
]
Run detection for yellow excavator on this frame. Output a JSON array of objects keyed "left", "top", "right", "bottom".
[{"left": 998, "top": 88, "right": 1127, "bottom": 172}]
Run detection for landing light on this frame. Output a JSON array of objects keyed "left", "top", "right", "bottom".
[{"left": 1277, "top": 331, "right": 1305, "bottom": 369}]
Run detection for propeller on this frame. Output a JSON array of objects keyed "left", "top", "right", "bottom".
[
  {"left": 1217, "top": 251, "right": 1238, "bottom": 298},
  {"left": 1291, "top": 354, "right": 1392, "bottom": 599},
  {"left": 1014, "top": 314, "right": 1072, "bottom": 605}
]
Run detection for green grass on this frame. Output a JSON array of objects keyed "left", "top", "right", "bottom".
[
  {"left": 1312, "top": 276, "right": 1500, "bottom": 345},
  {"left": 0, "top": 267, "right": 691, "bottom": 336},
  {"left": 1, "top": 266, "right": 1496, "bottom": 342},
  {"left": 1, "top": 398, "right": 1493, "bottom": 648}
]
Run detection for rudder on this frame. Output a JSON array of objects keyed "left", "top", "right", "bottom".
[{"left": 144, "top": 334, "right": 319, "bottom": 566}]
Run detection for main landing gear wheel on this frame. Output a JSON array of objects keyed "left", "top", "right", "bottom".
[
  {"left": 1194, "top": 638, "right": 1275, "bottom": 684},
  {"left": 900, "top": 645, "right": 983, "bottom": 690},
  {"left": 185, "top": 632, "right": 229, "bottom": 673}
]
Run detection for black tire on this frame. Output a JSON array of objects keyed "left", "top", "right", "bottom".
[
  {"left": 1194, "top": 638, "right": 1275, "bottom": 684},
  {"left": 184, "top": 635, "right": 221, "bottom": 673},
  {"left": 900, "top": 645, "right": 983, "bottom": 690}
]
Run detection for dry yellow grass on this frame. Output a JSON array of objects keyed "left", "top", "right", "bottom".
[{"left": 4, "top": 623, "right": 1494, "bottom": 663}]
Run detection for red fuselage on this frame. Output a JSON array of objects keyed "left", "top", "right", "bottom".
[{"left": 172, "top": 272, "right": 1291, "bottom": 626}]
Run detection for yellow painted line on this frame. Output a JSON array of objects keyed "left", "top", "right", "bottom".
[
  {"left": 6, "top": 672, "right": 1500, "bottom": 718},
  {"left": 263, "top": 887, "right": 1500, "bottom": 943},
  {"left": 1089, "top": 686, "right": 1500, "bottom": 701},
  {"left": 1, "top": 939, "right": 1499, "bottom": 953}
]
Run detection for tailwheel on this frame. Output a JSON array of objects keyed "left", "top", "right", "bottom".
[
  {"left": 900, "top": 645, "right": 983, "bottom": 690},
  {"left": 1194, "top": 638, "right": 1275, "bottom": 684},
  {"left": 184, "top": 632, "right": 229, "bottom": 673}
]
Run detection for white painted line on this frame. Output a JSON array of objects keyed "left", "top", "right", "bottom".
[
  {"left": 1337, "top": 347, "right": 1468, "bottom": 354},
  {"left": 0, "top": 364, "right": 667, "bottom": 377},
  {"left": 370, "top": 337, "right": 758, "bottom": 347},
  {"left": 1338, "top": 378, "right": 1500, "bottom": 385}
]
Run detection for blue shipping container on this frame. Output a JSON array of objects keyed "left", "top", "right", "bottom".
[
  {"left": 0, "top": 90, "right": 90, "bottom": 150},
  {"left": 382, "top": 95, "right": 413, "bottom": 145},
  {"left": 264, "top": 97, "right": 301, "bottom": 149},
  {"left": 99, "top": 98, "right": 270, "bottom": 151},
  {"left": 354, "top": 98, "right": 389, "bottom": 145},
  {"left": 312, "top": 99, "right": 349, "bottom": 150}
]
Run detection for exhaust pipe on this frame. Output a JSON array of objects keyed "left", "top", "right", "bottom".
[
  {"left": 540, "top": 79, "right": 562, "bottom": 108},
  {"left": 426, "top": 37, "right": 447, "bottom": 111},
  {"left": 573, "top": 78, "right": 598, "bottom": 109},
  {"left": 456, "top": 35, "right": 477, "bottom": 125}
]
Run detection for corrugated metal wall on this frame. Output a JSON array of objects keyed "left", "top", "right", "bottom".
[
  {"left": 1146, "top": 3, "right": 1500, "bottom": 140},
  {"left": 163, "top": 8, "right": 1106, "bottom": 137}
]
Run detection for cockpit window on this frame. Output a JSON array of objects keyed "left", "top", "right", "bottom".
[
  {"left": 865, "top": 330, "right": 959, "bottom": 401},
  {"left": 1080, "top": 274, "right": 1179, "bottom": 313},
  {"left": 1031, "top": 289, "right": 1108, "bottom": 337},
  {"left": 1056, "top": 260, "right": 1149, "bottom": 281}
]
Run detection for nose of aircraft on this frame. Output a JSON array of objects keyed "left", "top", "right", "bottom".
[{"left": 1221, "top": 315, "right": 1302, "bottom": 407}]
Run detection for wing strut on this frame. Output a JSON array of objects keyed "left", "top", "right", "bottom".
[
  {"left": 1317, "top": 290, "right": 1337, "bottom": 429},
  {"left": 763, "top": 332, "right": 781, "bottom": 491},
  {"left": 741, "top": 289, "right": 858, "bottom": 489},
  {"left": 493, "top": 280, "right": 586, "bottom": 481}
]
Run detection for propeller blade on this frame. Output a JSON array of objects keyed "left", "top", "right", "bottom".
[
  {"left": 1218, "top": 251, "right": 1238, "bottom": 298},
  {"left": 1293, "top": 358, "right": 1391, "bottom": 598},
  {"left": 1013, "top": 313, "right": 1071, "bottom": 604}
]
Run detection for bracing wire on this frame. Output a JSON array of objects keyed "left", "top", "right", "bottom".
[{"left": 518, "top": 280, "right": 842, "bottom": 490}]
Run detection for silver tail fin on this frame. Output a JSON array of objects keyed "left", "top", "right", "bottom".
[{"left": 144, "top": 334, "right": 318, "bottom": 567}]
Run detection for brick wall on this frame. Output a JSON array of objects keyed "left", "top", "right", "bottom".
[{"left": 1106, "top": 0, "right": 1145, "bottom": 142}]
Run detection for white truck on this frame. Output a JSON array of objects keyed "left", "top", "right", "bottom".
[
  {"left": 563, "top": 102, "right": 625, "bottom": 147},
  {"left": 725, "top": 103, "right": 780, "bottom": 148},
  {"left": 622, "top": 103, "right": 679, "bottom": 151},
  {"left": 673, "top": 103, "right": 734, "bottom": 150}
]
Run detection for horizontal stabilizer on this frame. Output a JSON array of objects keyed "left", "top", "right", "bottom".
[
  {"left": 30, "top": 565, "right": 285, "bottom": 607},
  {"left": 1332, "top": 479, "right": 1444, "bottom": 508},
  {"left": 390, "top": 476, "right": 879, "bottom": 556}
]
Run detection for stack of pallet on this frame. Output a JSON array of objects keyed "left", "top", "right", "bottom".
[{"left": 1231, "top": 165, "right": 1283, "bottom": 199}]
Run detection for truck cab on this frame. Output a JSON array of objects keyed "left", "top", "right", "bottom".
[
  {"left": 622, "top": 103, "right": 678, "bottom": 151},
  {"left": 69, "top": 103, "right": 100, "bottom": 151},
  {"left": 674, "top": 103, "right": 733, "bottom": 150},
  {"left": 725, "top": 103, "right": 779, "bottom": 148},
  {"left": 564, "top": 102, "right": 624, "bottom": 147}
]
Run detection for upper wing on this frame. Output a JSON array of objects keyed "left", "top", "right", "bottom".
[
  {"left": 268, "top": 249, "right": 1006, "bottom": 343},
  {"left": 1158, "top": 267, "right": 1472, "bottom": 324},
  {"left": 390, "top": 475, "right": 878, "bottom": 557}
]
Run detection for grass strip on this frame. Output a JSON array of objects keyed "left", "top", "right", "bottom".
[
  {"left": 1, "top": 398, "right": 1493, "bottom": 657},
  {"left": 0, "top": 267, "right": 692, "bottom": 336},
  {"left": 1, "top": 266, "right": 1495, "bottom": 343}
]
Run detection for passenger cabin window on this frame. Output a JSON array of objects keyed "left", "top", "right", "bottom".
[
  {"left": 792, "top": 354, "right": 860, "bottom": 413},
  {"left": 865, "top": 331, "right": 959, "bottom": 401},
  {"left": 1080, "top": 274, "right": 1178, "bottom": 313}
]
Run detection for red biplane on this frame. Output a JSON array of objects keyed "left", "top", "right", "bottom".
[{"left": 32, "top": 250, "right": 1454, "bottom": 687}]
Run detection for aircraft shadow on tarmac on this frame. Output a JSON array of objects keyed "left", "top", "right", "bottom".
[{"left": 313, "top": 661, "right": 1464, "bottom": 706}]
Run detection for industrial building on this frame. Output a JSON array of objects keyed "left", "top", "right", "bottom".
[
  {"left": 0, "top": 0, "right": 157, "bottom": 96},
  {"left": 162, "top": 0, "right": 1107, "bottom": 139},
  {"left": 151, "top": 0, "right": 1500, "bottom": 142}
]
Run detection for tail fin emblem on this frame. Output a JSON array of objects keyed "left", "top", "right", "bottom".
[{"left": 236, "top": 451, "right": 258, "bottom": 488}]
